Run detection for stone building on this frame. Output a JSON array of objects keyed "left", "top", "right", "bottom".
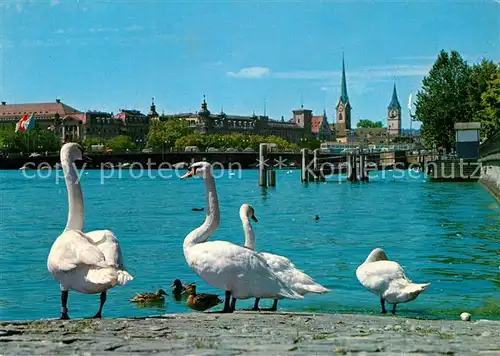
[
  {"left": 311, "top": 110, "right": 334, "bottom": 142},
  {"left": 159, "top": 97, "right": 307, "bottom": 144},
  {"left": 387, "top": 84, "right": 402, "bottom": 136},
  {"left": 0, "top": 99, "right": 85, "bottom": 142}
]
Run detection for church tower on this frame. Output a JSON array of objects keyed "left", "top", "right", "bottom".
[
  {"left": 387, "top": 84, "right": 402, "bottom": 136},
  {"left": 335, "top": 55, "right": 351, "bottom": 138}
]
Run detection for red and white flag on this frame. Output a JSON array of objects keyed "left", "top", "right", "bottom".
[{"left": 15, "top": 113, "right": 35, "bottom": 133}]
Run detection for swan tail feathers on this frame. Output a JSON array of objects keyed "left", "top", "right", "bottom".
[
  {"left": 404, "top": 282, "right": 430, "bottom": 298},
  {"left": 278, "top": 285, "right": 304, "bottom": 300},
  {"left": 116, "top": 270, "right": 134, "bottom": 285},
  {"left": 85, "top": 267, "right": 119, "bottom": 286},
  {"left": 300, "top": 283, "right": 330, "bottom": 294}
]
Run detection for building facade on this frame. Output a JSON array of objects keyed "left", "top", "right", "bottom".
[
  {"left": 0, "top": 99, "right": 85, "bottom": 142},
  {"left": 159, "top": 97, "right": 307, "bottom": 144}
]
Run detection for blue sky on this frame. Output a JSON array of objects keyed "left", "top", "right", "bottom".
[{"left": 0, "top": 0, "right": 498, "bottom": 129}]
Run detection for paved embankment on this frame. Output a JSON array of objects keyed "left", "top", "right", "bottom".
[{"left": 1, "top": 312, "right": 499, "bottom": 355}]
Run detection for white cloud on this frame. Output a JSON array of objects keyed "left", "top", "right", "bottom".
[
  {"left": 228, "top": 64, "right": 431, "bottom": 80},
  {"left": 89, "top": 27, "right": 118, "bottom": 33},
  {"left": 50, "top": 0, "right": 60, "bottom": 6},
  {"left": 227, "top": 67, "right": 271, "bottom": 78}
]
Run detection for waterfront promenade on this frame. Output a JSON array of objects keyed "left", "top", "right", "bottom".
[{"left": 1, "top": 312, "right": 499, "bottom": 355}]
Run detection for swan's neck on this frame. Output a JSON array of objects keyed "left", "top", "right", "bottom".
[
  {"left": 183, "top": 174, "right": 220, "bottom": 250},
  {"left": 364, "top": 249, "right": 389, "bottom": 263},
  {"left": 241, "top": 218, "right": 256, "bottom": 251},
  {"left": 62, "top": 157, "right": 84, "bottom": 232}
]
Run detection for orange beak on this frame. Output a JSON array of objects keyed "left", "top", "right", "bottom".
[{"left": 180, "top": 169, "right": 195, "bottom": 179}]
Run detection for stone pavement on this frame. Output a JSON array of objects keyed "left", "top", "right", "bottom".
[{"left": 1, "top": 312, "right": 499, "bottom": 355}]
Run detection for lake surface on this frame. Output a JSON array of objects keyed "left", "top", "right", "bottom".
[{"left": 0, "top": 168, "right": 498, "bottom": 321}]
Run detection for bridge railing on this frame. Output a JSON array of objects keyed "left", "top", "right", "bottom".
[{"left": 479, "top": 130, "right": 500, "bottom": 159}]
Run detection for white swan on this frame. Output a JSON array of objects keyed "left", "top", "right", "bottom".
[
  {"left": 240, "top": 204, "right": 329, "bottom": 311},
  {"left": 356, "top": 248, "right": 430, "bottom": 314},
  {"left": 181, "top": 162, "right": 303, "bottom": 313},
  {"left": 47, "top": 143, "right": 133, "bottom": 319}
]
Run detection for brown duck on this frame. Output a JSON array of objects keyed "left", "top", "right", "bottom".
[
  {"left": 129, "top": 289, "right": 167, "bottom": 303},
  {"left": 184, "top": 285, "right": 223, "bottom": 311},
  {"left": 170, "top": 279, "right": 196, "bottom": 300}
]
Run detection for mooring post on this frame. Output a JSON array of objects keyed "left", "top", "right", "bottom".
[
  {"left": 301, "top": 148, "right": 309, "bottom": 183},
  {"left": 347, "top": 154, "right": 358, "bottom": 182},
  {"left": 269, "top": 170, "right": 276, "bottom": 187},
  {"left": 259, "top": 143, "right": 268, "bottom": 187},
  {"left": 313, "top": 148, "right": 320, "bottom": 182},
  {"left": 360, "top": 154, "right": 369, "bottom": 182}
]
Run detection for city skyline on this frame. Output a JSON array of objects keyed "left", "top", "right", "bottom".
[{"left": 0, "top": 0, "right": 498, "bottom": 129}]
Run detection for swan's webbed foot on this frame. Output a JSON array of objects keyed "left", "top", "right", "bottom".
[
  {"left": 92, "top": 312, "right": 102, "bottom": 319},
  {"left": 248, "top": 298, "right": 260, "bottom": 311},
  {"left": 380, "top": 297, "right": 387, "bottom": 314},
  {"left": 391, "top": 304, "right": 397, "bottom": 315},
  {"left": 60, "top": 313, "right": 70, "bottom": 320}
]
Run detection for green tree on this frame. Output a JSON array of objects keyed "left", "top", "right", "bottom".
[
  {"left": 479, "top": 69, "right": 500, "bottom": 139},
  {"left": 357, "top": 119, "right": 383, "bottom": 128},
  {"left": 82, "top": 138, "right": 103, "bottom": 151},
  {"left": 106, "top": 135, "right": 136, "bottom": 151},
  {"left": 415, "top": 50, "right": 471, "bottom": 151},
  {"left": 147, "top": 118, "right": 193, "bottom": 149}
]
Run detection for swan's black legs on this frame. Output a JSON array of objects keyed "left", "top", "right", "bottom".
[
  {"left": 380, "top": 298, "right": 387, "bottom": 314},
  {"left": 92, "top": 292, "right": 106, "bottom": 318},
  {"left": 268, "top": 299, "right": 278, "bottom": 311},
  {"left": 221, "top": 291, "right": 233, "bottom": 313},
  {"left": 391, "top": 303, "right": 397, "bottom": 315},
  {"left": 60, "top": 291, "right": 70, "bottom": 320},
  {"left": 230, "top": 297, "right": 237, "bottom": 312},
  {"left": 251, "top": 298, "right": 260, "bottom": 311}
]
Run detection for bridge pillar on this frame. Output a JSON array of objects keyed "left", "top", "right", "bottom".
[{"left": 268, "top": 170, "right": 276, "bottom": 187}]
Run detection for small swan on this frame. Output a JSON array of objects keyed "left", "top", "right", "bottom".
[
  {"left": 184, "top": 284, "right": 223, "bottom": 312},
  {"left": 356, "top": 248, "right": 430, "bottom": 314},
  {"left": 180, "top": 162, "right": 303, "bottom": 313},
  {"left": 130, "top": 289, "right": 168, "bottom": 303},
  {"left": 240, "top": 204, "right": 329, "bottom": 311},
  {"left": 47, "top": 143, "right": 133, "bottom": 320}
]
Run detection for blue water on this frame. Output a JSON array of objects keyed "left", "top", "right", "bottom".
[{"left": 0, "top": 168, "right": 499, "bottom": 321}]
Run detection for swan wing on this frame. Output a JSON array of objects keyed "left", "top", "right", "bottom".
[
  {"left": 259, "top": 252, "right": 329, "bottom": 294},
  {"left": 47, "top": 230, "right": 108, "bottom": 273},
  {"left": 356, "top": 260, "right": 408, "bottom": 295},
  {"left": 86, "top": 229, "right": 124, "bottom": 269},
  {"left": 187, "top": 241, "right": 302, "bottom": 299}
]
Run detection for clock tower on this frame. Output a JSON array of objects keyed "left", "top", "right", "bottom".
[
  {"left": 387, "top": 84, "right": 401, "bottom": 136},
  {"left": 335, "top": 55, "right": 351, "bottom": 139}
]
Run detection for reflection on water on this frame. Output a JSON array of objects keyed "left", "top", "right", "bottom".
[{"left": 0, "top": 169, "right": 498, "bottom": 321}]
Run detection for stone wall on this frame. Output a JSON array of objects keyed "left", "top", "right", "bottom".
[{"left": 480, "top": 161, "right": 500, "bottom": 200}]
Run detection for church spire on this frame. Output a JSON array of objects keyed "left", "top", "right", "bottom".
[
  {"left": 340, "top": 53, "right": 349, "bottom": 104},
  {"left": 388, "top": 83, "right": 401, "bottom": 109}
]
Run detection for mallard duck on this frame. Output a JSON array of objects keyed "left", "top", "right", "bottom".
[
  {"left": 184, "top": 285, "right": 223, "bottom": 312},
  {"left": 129, "top": 289, "right": 167, "bottom": 303},
  {"left": 170, "top": 279, "right": 196, "bottom": 299}
]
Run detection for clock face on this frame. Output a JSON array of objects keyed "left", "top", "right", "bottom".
[{"left": 389, "top": 109, "right": 398, "bottom": 118}]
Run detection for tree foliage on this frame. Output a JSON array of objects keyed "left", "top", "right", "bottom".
[
  {"left": 415, "top": 50, "right": 471, "bottom": 151},
  {"left": 0, "top": 125, "right": 60, "bottom": 153},
  {"left": 147, "top": 119, "right": 193, "bottom": 149},
  {"left": 476, "top": 63, "right": 500, "bottom": 139},
  {"left": 415, "top": 50, "right": 499, "bottom": 149},
  {"left": 175, "top": 133, "right": 300, "bottom": 151},
  {"left": 106, "top": 135, "right": 136, "bottom": 150},
  {"left": 357, "top": 119, "right": 383, "bottom": 128}
]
